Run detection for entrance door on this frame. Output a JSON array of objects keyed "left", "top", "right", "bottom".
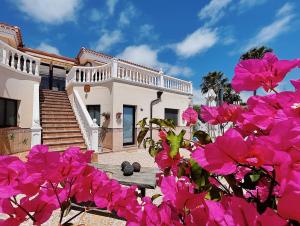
[
  {"left": 87, "top": 105, "right": 101, "bottom": 126},
  {"left": 39, "top": 63, "right": 66, "bottom": 91},
  {"left": 123, "top": 105, "right": 135, "bottom": 145}
]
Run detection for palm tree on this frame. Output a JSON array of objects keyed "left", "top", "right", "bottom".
[
  {"left": 200, "top": 71, "right": 242, "bottom": 105},
  {"left": 240, "top": 46, "right": 273, "bottom": 95},
  {"left": 240, "top": 46, "right": 273, "bottom": 61},
  {"left": 223, "top": 83, "right": 242, "bottom": 104},
  {"left": 200, "top": 71, "right": 228, "bottom": 95}
]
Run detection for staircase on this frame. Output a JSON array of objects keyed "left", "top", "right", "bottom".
[{"left": 40, "top": 89, "right": 87, "bottom": 151}]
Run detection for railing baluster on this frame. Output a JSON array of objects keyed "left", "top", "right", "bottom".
[
  {"left": 29, "top": 60, "right": 33, "bottom": 74},
  {"left": 17, "top": 53, "right": 20, "bottom": 70}
]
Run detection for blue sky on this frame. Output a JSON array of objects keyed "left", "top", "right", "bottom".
[{"left": 1, "top": 0, "right": 300, "bottom": 103}]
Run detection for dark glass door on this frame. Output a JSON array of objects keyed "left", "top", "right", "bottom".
[
  {"left": 87, "top": 105, "right": 101, "bottom": 126},
  {"left": 123, "top": 105, "right": 135, "bottom": 145}
]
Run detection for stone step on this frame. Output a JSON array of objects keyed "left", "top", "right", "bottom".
[
  {"left": 40, "top": 95, "right": 69, "bottom": 101},
  {"left": 47, "top": 145, "right": 87, "bottom": 152},
  {"left": 40, "top": 90, "right": 67, "bottom": 95},
  {"left": 40, "top": 100, "right": 70, "bottom": 104},
  {"left": 41, "top": 112, "right": 75, "bottom": 116},
  {"left": 43, "top": 138, "right": 85, "bottom": 145},
  {"left": 43, "top": 133, "right": 83, "bottom": 139},
  {"left": 46, "top": 141, "right": 86, "bottom": 148},
  {"left": 41, "top": 108, "right": 73, "bottom": 113},
  {"left": 43, "top": 129, "right": 81, "bottom": 134},
  {"left": 41, "top": 118, "right": 77, "bottom": 123},
  {"left": 42, "top": 124, "right": 79, "bottom": 128},
  {"left": 41, "top": 115, "right": 76, "bottom": 119},
  {"left": 41, "top": 103, "right": 72, "bottom": 108}
]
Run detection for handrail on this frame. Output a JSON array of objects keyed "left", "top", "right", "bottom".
[
  {"left": 66, "top": 60, "right": 193, "bottom": 95},
  {"left": 117, "top": 61, "right": 161, "bottom": 87},
  {"left": 66, "top": 63, "right": 112, "bottom": 86},
  {"left": 71, "top": 90, "right": 99, "bottom": 151},
  {"left": 0, "top": 39, "right": 40, "bottom": 76}
]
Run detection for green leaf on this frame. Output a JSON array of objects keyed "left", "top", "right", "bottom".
[
  {"left": 137, "top": 118, "right": 148, "bottom": 128},
  {"left": 189, "top": 159, "right": 210, "bottom": 188},
  {"left": 149, "top": 118, "right": 176, "bottom": 129},
  {"left": 167, "top": 130, "right": 186, "bottom": 158},
  {"left": 137, "top": 127, "right": 149, "bottom": 146},
  {"left": 193, "top": 130, "right": 212, "bottom": 145},
  {"left": 250, "top": 174, "right": 260, "bottom": 183},
  {"left": 149, "top": 146, "right": 159, "bottom": 157}
]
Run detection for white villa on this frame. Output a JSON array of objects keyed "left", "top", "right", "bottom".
[{"left": 0, "top": 23, "right": 193, "bottom": 155}]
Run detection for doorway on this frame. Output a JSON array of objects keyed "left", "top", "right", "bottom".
[{"left": 123, "top": 105, "right": 135, "bottom": 145}]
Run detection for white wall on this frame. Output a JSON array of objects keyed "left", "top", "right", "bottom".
[
  {"left": 0, "top": 65, "right": 40, "bottom": 128},
  {"left": 74, "top": 84, "right": 113, "bottom": 127},
  {"left": 112, "top": 82, "right": 192, "bottom": 128},
  {"left": 73, "top": 81, "right": 192, "bottom": 129}
]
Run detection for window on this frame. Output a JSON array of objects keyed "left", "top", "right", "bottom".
[
  {"left": 165, "top": 108, "right": 178, "bottom": 126},
  {"left": 87, "top": 105, "right": 101, "bottom": 126},
  {"left": 0, "top": 98, "right": 17, "bottom": 127}
]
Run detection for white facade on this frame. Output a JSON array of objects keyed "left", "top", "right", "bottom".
[{"left": 0, "top": 23, "right": 193, "bottom": 153}]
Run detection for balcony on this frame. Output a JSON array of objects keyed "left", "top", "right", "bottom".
[
  {"left": 0, "top": 40, "right": 40, "bottom": 77},
  {"left": 66, "top": 59, "right": 193, "bottom": 95}
]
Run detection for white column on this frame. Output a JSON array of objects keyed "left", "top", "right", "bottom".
[
  {"left": 91, "top": 119, "right": 100, "bottom": 152},
  {"left": 35, "top": 60, "right": 39, "bottom": 76},
  {"left": 17, "top": 54, "right": 21, "bottom": 71},
  {"left": 2, "top": 48, "right": 6, "bottom": 64},
  {"left": 111, "top": 58, "right": 118, "bottom": 78},
  {"left": 159, "top": 68, "right": 164, "bottom": 88},
  {"left": 189, "top": 81, "right": 193, "bottom": 94},
  {"left": 31, "top": 83, "right": 42, "bottom": 147},
  {"left": 29, "top": 60, "right": 33, "bottom": 74}
]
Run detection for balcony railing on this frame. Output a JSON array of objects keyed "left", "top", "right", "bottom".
[
  {"left": 0, "top": 40, "right": 40, "bottom": 76},
  {"left": 66, "top": 59, "right": 192, "bottom": 94}
]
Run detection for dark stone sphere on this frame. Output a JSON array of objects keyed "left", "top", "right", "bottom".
[
  {"left": 132, "top": 162, "right": 141, "bottom": 172},
  {"left": 121, "top": 161, "right": 131, "bottom": 171},
  {"left": 123, "top": 164, "right": 134, "bottom": 176}
]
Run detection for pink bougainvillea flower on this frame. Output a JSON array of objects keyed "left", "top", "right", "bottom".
[
  {"left": 232, "top": 52, "right": 298, "bottom": 92},
  {"left": 257, "top": 208, "right": 287, "bottom": 226},
  {"left": 291, "top": 79, "right": 300, "bottom": 91},
  {"left": 0, "top": 156, "right": 29, "bottom": 198},
  {"left": 192, "top": 129, "right": 248, "bottom": 175},
  {"left": 236, "top": 91, "right": 300, "bottom": 133},
  {"left": 182, "top": 107, "right": 198, "bottom": 126},
  {"left": 155, "top": 139, "right": 181, "bottom": 175},
  {"left": 278, "top": 191, "right": 300, "bottom": 223},
  {"left": 201, "top": 103, "right": 244, "bottom": 125}
]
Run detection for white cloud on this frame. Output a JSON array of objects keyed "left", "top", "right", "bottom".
[
  {"left": 37, "top": 42, "right": 60, "bottom": 55},
  {"left": 94, "top": 30, "right": 123, "bottom": 52},
  {"left": 237, "top": 0, "right": 268, "bottom": 12},
  {"left": 106, "top": 0, "right": 118, "bottom": 15},
  {"left": 117, "top": 45, "right": 193, "bottom": 77},
  {"left": 174, "top": 27, "right": 218, "bottom": 58},
  {"left": 13, "top": 0, "right": 82, "bottom": 24},
  {"left": 119, "top": 3, "right": 136, "bottom": 26},
  {"left": 198, "top": 0, "right": 232, "bottom": 25},
  {"left": 192, "top": 88, "right": 206, "bottom": 105},
  {"left": 89, "top": 9, "right": 103, "bottom": 22},
  {"left": 243, "top": 3, "right": 295, "bottom": 51},
  {"left": 118, "top": 45, "right": 158, "bottom": 68},
  {"left": 277, "top": 2, "right": 294, "bottom": 17}
]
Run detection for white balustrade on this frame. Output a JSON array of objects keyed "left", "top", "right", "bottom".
[
  {"left": 71, "top": 90, "right": 99, "bottom": 152},
  {"left": 66, "top": 59, "right": 192, "bottom": 95},
  {"left": 0, "top": 40, "right": 40, "bottom": 76},
  {"left": 66, "top": 63, "right": 112, "bottom": 86}
]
